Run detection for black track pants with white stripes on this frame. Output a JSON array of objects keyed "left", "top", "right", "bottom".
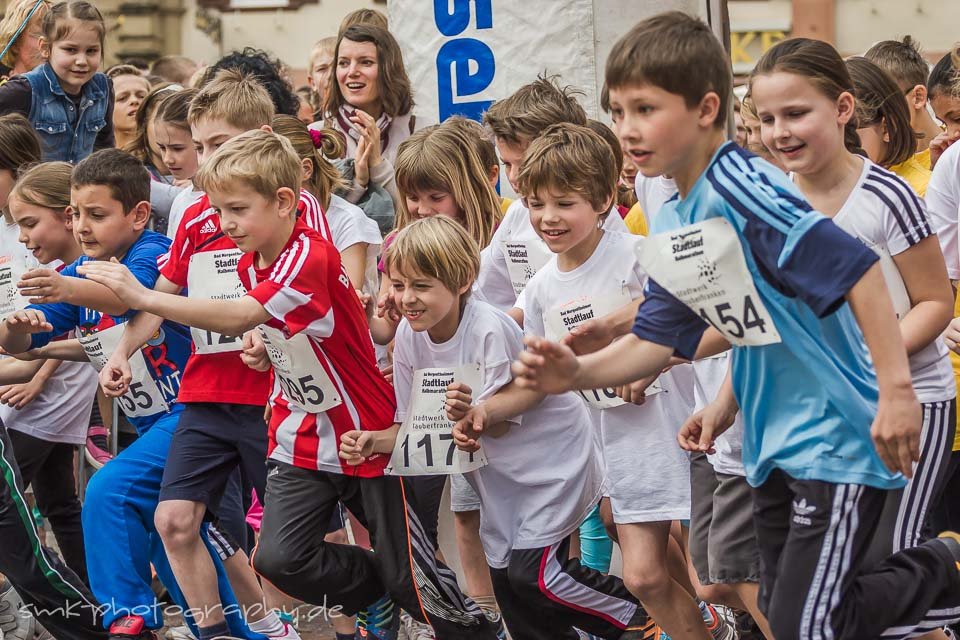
[
  {"left": 490, "top": 536, "right": 647, "bottom": 640},
  {"left": 753, "top": 469, "right": 960, "bottom": 640},
  {"left": 864, "top": 399, "right": 957, "bottom": 567},
  {"left": 0, "top": 422, "right": 106, "bottom": 640},
  {"left": 252, "top": 462, "right": 499, "bottom": 640}
]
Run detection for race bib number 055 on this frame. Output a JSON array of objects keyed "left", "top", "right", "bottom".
[
  {"left": 635, "top": 218, "right": 781, "bottom": 347},
  {"left": 387, "top": 364, "right": 488, "bottom": 476},
  {"left": 79, "top": 323, "right": 170, "bottom": 418}
]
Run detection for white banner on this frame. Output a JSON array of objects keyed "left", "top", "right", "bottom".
[{"left": 388, "top": 0, "right": 711, "bottom": 125}]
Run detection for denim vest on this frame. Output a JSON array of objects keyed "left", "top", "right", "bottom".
[{"left": 25, "top": 63, "right": 109, "bottom": 163}]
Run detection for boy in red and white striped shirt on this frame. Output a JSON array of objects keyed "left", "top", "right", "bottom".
[{"left": 80, "top": 130, "right": 503, "bottom": 640}]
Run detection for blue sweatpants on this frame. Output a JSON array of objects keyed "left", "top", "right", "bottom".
[{"left": 82, "top": 409, "right": 263, "bottom": 638}]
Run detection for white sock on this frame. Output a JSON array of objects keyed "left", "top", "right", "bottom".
[{"left": 249, "top": 610, "right": 284, "bottom": 635}]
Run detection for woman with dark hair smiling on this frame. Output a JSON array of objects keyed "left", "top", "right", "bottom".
[{"left": 321, "top": 24, "right": 423, "bottom": 221}]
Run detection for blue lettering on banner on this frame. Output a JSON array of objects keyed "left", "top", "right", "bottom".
[{"left": 434, "top": 0, "right": 495, "bottom": 122}]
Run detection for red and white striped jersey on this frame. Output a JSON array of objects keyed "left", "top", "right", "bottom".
[
  {"left": 239, "top": 219, "right": 396, "bottom": 476},
  {"left": 158, "top": 189, "right": 332, "bottom": 406}
]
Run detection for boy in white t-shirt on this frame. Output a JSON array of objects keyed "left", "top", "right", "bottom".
[
  {"left": 513, "top": 123, "right": 718, "bottom": 640},
  {"left": 373, "top": 214, "right": 649, "bottom": 639},
  {"left": 478, "top": 76, "right": 628, "bottom": 314}
]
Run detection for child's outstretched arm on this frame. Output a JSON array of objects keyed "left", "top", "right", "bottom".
[
  {"left": 78, "top": 259, "right": 271, "bottom": 337},
  {"left": 446, "top": 380, "right": 543, "bottom": 452},
  {"left": 512, "top": 333, "right": 674, "bottom": 395},
  {"left": 846, "top": 262, "right": 922, "bottom": 478},
  {"left": 18, "top": 268, "right": 130, "bottom": 316},
  {"left": 0, "top": 309, "right": 53, "bottom": 354},
  {"left": 893, "top": 236, "right": 954, "bottom": 355}
]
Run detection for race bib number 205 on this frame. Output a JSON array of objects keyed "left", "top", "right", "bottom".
[{"left": 635, "top": 218, "right": 781, "bottom": 347}]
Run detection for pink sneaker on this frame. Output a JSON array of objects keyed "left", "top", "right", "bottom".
[{"left": 85, "top": 425, "right": 113, "bottom": 469}]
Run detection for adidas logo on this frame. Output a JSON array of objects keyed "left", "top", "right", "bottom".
[
  {"left": 200, "top": 219, "right": 218, "bottom": 234},
  {"left": 792, "top": 498, "right": 816, "bottom": 526}
]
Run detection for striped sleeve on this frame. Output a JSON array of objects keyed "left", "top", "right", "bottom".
[
  {"left": 863, "top": 165, "right": 932, "bottom": 255},
  {"left": 297, "top": 189, "right": 332, "bottom": 241},
  {"left": 245, "top": 233, "right": 334, "bottom": 338}
]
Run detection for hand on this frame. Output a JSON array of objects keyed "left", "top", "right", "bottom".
[
  {"left": 615, "top": 373, "right": 660, "bottom": 405},
  {"left": 356, "top": 289, "right": 372, "bottom": 313},
  {"left": 871, "top": 386, "right": 922, "bottom": 478},
  {"left": 339, "top": 430, "right": 376, "bottom": 465},
  {"left": 929, "top": 130, "right": 960, "bottom": 169},
  {"left": 512, "top": 335, "right": 579, "bottom": 394},
  {"left": 562, "top": 316, "right": 614, "bottom": 355},
  {"left": 0, "top": 377, "right": 45, "bottom": 409},
  {"left": 445, "top": 382, "right": 473, "bottom": 421},
  {"left": 380, "top": 364, "right": 393, "bottom": 384},
  {"left": 677, "top": 396, "right": 738, "bottom": 454},
  {"left": 17, "top": 268, "right": 74, "bottom": 304},
  {"left": 944, "top": 317, "right": 960, "bottom": 354},
  {"left": 350, "top": 110, "right": 382, "bottom": 169},
  {"left": 77, "top": 259, "right": 150, "bottom": 308},
  {"left": 241, "top": 331, "right": 271, "bottom": 372},
  {"left": 376, "top": 288, "right": 400, "bottom": 323},
  {"left": 452, "top": 404, "right": 488, "bottom": 453},
  {"left": 354, "top": 134, "right": 370, "bottom": 188},
  {"left": 5, "top": 309, "right": 52, "bottom": 334},
  {"left": 98, "top": 352, "right": 132, "bottom": 398},
  {"left": 263, "top": 403, "right": 272, "bottom": 424}
]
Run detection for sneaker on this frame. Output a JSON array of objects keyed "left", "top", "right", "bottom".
[
  {"left": 399, "top": 611, "right": 434, "bottom": 640},
  {"left": 703, "top": 603, "right": 737, "bottom": 640},
  {"left": 0, "top": 580, "right": 23, "bottom": 634},
  {"left": 355, "top": 595, "right": 398, "bottom": 640},
  {"left": 164, "top": 625, "right": 196, "bottom": 640},
  {"left": 266, "top": 623, "right": 300, "bottom": 640},
  {"left": 482, "top": 609, "right": 507, "bottom": 640},
  {"left": 34, "top": 621, "right": 54, "bottom": 640},
  {"left": 621, "top": 619, "right": 666, "bottom": 640},
  {"left": 1, "top": 610, "right": 34, "bottom": 640},
  {"left": 733, "top": 610, "right": 763, "bottom": 640},
  {"left": 85, "top": 425, "right": 113, "bottom": 469},
  {"left": 108, "top": 616, "right": 157, "bottom": 640}
]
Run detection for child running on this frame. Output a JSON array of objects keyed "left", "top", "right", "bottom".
[
  {"left": 79, "top": 130, "right": 504, "bottom": 640},
  {"left": 512, "top": 12, "right": 960, "bottom": 640},
  {"left": 371, "top": 214, "right": 649, "bottom": 639}
]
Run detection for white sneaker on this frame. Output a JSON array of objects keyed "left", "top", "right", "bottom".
[
  {"left": 0, "top": 581, "right": 22, "bottom": 634},
  {"left": 266, "top": 623, "right": 300, "bottom": 640},
  {"left": 164, "top": 625, "right": 197, "bottom": 640},
  {"left": 2, "top": 611, "right": 35, "bottom": 640},
  {"left": 400, "top": 611, "right": 435, "bottom": 640},
  {"left": 34, "top": 622, "right": 54, "bottom": 640}
]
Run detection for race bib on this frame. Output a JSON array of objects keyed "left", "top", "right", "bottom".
[
  {"left": 635, "top": 218, "right": 781, "bottom": 346},
  {"left": 544, "top": 289, "right": 661, "bottom": 409},
  {"left": 0, "top": 253, "right": 38, "bottom": 319},
  {"left": 387, "top": 364, "right": 488, "bottom": 476},
  {"left": 870, "top": 243, "right": 910, "bottom": 319},
  {"left": 79, "top": 323, "right": 170, "bottom": 418},
  {"left": 502, "top": 239, "right": 552, "bottom": 296},
  {"left": 259, "top": 325, "right": 343, "bottom": 414},
  {"left": 187, "top": 250, "right": 246, "bottom": 353}
]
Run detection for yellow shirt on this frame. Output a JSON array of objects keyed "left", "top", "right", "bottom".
[
  {"left": 624, "top": 203, "right": 648, "bottom": 236},
  {"left": 889, "top": 152, "right": 931, "bottom": 197},
  {"left": 500, "top": 197, "right": 513, "bottom": 216},
  {"left": 951, "top": 294, "right": 960, "bottom": 451}
]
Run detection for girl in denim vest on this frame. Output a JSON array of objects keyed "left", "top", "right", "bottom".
[{"left": 0, "top": 0, "right": 113, "bottom": 163}]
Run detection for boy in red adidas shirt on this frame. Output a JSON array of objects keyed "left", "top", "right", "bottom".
[{"left": 81, "top": 130, "right": 502, "bottom": 640}]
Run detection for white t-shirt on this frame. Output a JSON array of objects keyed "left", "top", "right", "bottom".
[
  {"left": 925, "top": 141, "right": 960, "bottom": 281},
  {"left": 324, "top": 194, "right": 382, "bottom": 296},
  {"left": 831, "top": 159, "right": 954, "bottom": 403},
  {"left": 477, "top": 199, "right": 628, "bottom": 311},
  {"left": 692, "top": 355, "right": 746, "bottom": 477},
  {"left": 522, "top": 230, "right": 691, "bottom": 523},
  {"left": 0, "top": 219, "right": 98, "bottom": 445},
  {"left": 634, "top": 174, "right": 678, "bottom": 221},
  {"left": 166, "top": 186, "right": 203, "bottom": 241},
  {"left": 393, "top": 299, "right": 602, "bottom": 568}
]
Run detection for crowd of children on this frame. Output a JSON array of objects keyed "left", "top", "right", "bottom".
[{"left": 0, "top": 3, "right": 958, "bottom": 640}]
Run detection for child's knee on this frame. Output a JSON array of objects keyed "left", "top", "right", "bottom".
[{"left": 153, "top": 502, "right": 202, "bottom": 548}]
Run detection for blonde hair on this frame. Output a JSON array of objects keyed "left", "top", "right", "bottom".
[
  {"left": 194, "top": 130, "right": 301, "bottom": 203},
  {"left": 308, "top": 36, "right": 336, "bottom": 70},
  {"left": 10, "top": 161, "right": 72, "bottom": 212},
  {"left": 188, "top": 68, "right": 274, "bottom": 130},
  {"left": 394, "top": 122, "right": 502, "bottom": 248},
  {"left": 384, "top": 216, "right": 480, "bottom": 298},
  {"left": 443, "top": 116, "right": 499, "bottom": 175},
  {"left": 517, "top": 123, "right": 618, "bottom": 212},
  {"left": 338, "top": 8, "right": 387, "bottom": 34},
  {"left": 0, "top": 0, "right": 49, "bottom": 68},
  {"left": 271, "top": 114, "right": 344, "bottom": 207}
]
